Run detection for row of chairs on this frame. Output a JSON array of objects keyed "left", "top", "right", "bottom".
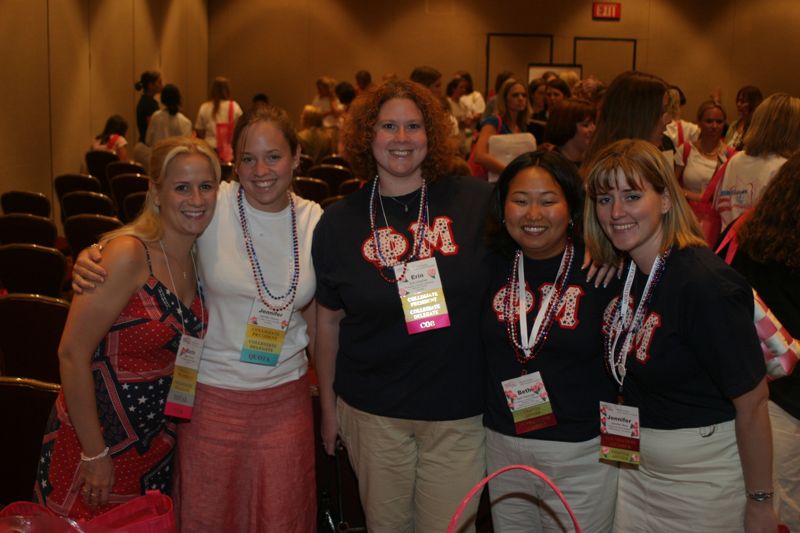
[
  {"left": 297, "top": 153, "right": 351, "bottom": 177},
  {"left": 0, "top": 213, "right": 121, "bottom": 255}
]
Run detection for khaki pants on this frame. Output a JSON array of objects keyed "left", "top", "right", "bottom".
[
  {"left": 337, "top": 399, "right": 485, "bottom": 533},
  {"left": 486, "top": 430, "right": 617, "bottom": 532}
]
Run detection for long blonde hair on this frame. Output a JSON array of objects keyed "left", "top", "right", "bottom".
[
  {"left": 103, "top": 137, "right": 221, "bottom": 243},
  {"left": 583, "top": 139, "right": 706, "bottom": 264}
]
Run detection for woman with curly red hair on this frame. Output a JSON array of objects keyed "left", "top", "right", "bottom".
[{"left": 312, "top": 79, "right": 492, "bottom": 532}]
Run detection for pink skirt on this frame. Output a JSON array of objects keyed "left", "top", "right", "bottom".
[{"left": 174, "top": 375, "right": 316, "bottom": 532}]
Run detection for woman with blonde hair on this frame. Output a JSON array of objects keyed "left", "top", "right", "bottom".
[
  {"left": 194, "top": 76, "right": 243, "bottom": 161},
  {"left": 715, "top": 93, "right": 800, "bottom": 230},
  {"left": 472, "top": 78, "right": 532, "bottom": 177},
  {"left": 584, "top": 138, "right": 776, "bottom": 532},
  {"left": 35, "top": 137, "right": 220, "bottom": 519}
]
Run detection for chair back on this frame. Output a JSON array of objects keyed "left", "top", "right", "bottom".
[
  {"left": 123, "top": 191, "right": 148, "bottom": 222},
  {"left": 0, "top": 244, "right": 66, "bottom": 298},
  {"left": 110, "top": 173, "right": 149, "bottom": 215},
  {"left": 54, "top": 173, "right": 102, "bottom": 202},
  {"left": 221, "top": 161, "right": 235, "bottom": 181},
  {"left": 297, "top": 154, "right": 315, "bottom": 177},
  {"left": 85, "top": 150, "right": 120, "bottom": 194},
  {"left": 293, "top": 177, "right": 331, "bottom": 203},
  {"left": 0, "top": 214, "right": 57, "bottom": 246},
  {"left": 0, "top": 294, "right": 69, "bottom": 383},
  {"left": 308, "top": 164, "right": 354, "bottom": 193},
  {"left": 338, "top": 178, "right": 363, "bottom": 196},
  {"left": 64, "top": 214, "right": 123, "bottom": 256},
  {"left": 60, "top": 191, "right": 115, "bottom": 219},
  {"left": 106, "top": 161, "right": 146, "bottom": 185},
  {"left": 321, "top": 194, "right": 345, "bottom": 210},
  {"left": 319, "top": 154, "right": 351, "bottom": 169},
  {"left": 0, "top": 376, "right": 60, "bottom": 505},
  {"left": 1, "top": 190, "right": 51, "bottom": 217}
]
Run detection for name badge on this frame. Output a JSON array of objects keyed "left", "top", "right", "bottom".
[
  {"left": 599, "top": 401, "right": 641, "bottom": 465},
  {"left": 395, "top": 257, "right": 451, "bottom": 335},
  {"left": 501, "top": 371, "right": 557, "bottom": 434},
  {"left": 164, "top": 335, "right": 204, "bottom": 420},
  {"left": 240, "top": 298, "right": 292, "bottom": 366}
]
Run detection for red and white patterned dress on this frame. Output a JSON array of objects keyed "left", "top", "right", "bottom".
[{"left": 34, "top": 269, "right": 206, "bottom": 520}]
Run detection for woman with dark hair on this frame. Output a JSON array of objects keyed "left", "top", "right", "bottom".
[
  {"left": 543, "top": 98, "right": 596, "bottom": 166},
  {"left": 90, "top": 115, "right": 129, "bottom": 161},
  {"left": 674, "top": 101, "right": 734, "bottom": 202},
  {"left": 482, "top": 150, "right": 618, "bottom": 532},
  {"left": 457, "top": 70, "right": 486, "bottom": 125},
  {"left": 472, "top": 78, "right": 532, "bottom": 178},
  {"left": 726, "top": 86, "right": 763, "bottom": 151},
  {"left": 134, "top": 70, "right": 162, "bottom": 144},
  {"left": 146, "top": 84, "right": 193, "bottom": 146},
  {"left": 715, "top": 93, "right": 800, "bottom": 230},
  {"left": 585, "top": 71, "right": 671, "bottom": 162},
  {"left": 729, "top": 152, "right": 800, "bottom": 532},
  {"left": 194, "top": 76, "right": 243, "bottom": 161},
  {"left": 545, "top": 78, "right": 571, "bottom": 111},
  {"left": 313, "top": 79, "right": 492, "bottom": 532},
  {"left": 584, "top": 139, "right": 776, "bottom": 532}
]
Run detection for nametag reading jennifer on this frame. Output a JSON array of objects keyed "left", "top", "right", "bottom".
[
  {"left": 395, "top": 257, "right": 451, "bottom": 335},
  {"left": 599, "top": 401, "right": 641, "bottom": 465},
  {"left": 164, "top": 335, "right": 204, "bottom": 419},
  {"left": 240, "top": 299, "right": 292, "bottom": 366},
  {"left": 501, "top": 371, "right": 557, "bottom": 434}
]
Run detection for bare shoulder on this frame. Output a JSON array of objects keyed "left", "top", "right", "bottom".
[{"left": 99, "top": 236, "right": 148, "bottom": 281}]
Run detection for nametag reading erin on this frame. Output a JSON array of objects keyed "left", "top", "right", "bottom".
[
  {"left": 599, "top": 401, "right": 641, "bottom": 465},
  {"left": 395, "top": 257, "right": 451, "bottom": 335},
  {"left": 501, "top": 371, "right": 557, "bottom": 434},
  {"left": 240, "top": 299, "right": 292, "bottom": 366},
  {"left": 164, "top": 335, "right": 204, "bottom": 420}
]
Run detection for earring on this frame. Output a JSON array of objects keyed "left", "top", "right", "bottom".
[{"left": 568, "top": 219, "right": 574, "bottom": 230}]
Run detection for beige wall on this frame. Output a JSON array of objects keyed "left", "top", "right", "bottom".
[
  {"left": 1, "top": 0, "right": 208, "bottom": 221},
  {"left": 207, "top": 0, "right": 800, "bottom": 127}
]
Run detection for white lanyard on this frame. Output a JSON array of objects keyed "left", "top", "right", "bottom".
[
  {"left": 516, "top": 250, "right": 569, "bottom": 354},
  {"left": 159, "top": 241, "right": 204, "bottom": 337}
]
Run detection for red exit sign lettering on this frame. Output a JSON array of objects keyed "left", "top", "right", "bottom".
[{"left": 593, "top": 2, "right": 621, "bottom": 20}]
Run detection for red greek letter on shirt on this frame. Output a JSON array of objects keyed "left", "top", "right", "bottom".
[
  {"left": 361, "top": 228, "right": 409, "bottom": 267},
  {"left": 539, "top": 284, "right": 584, "bottom": 329},
  {"left": 410, "top": 216, "right": 459, "bottom": 258},
  {"left": 361, "top": 216, "right": 458, "bottom": 269},
  {"left": 632, "top": 312, "right": 661, "bottom": 364}
]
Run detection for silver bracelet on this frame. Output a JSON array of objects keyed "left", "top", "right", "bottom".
[
  {"left": 746, "top": 489, "right": 774, "bottom": 502},
  {"left": 80, "top": 446, "right": 110, "bottom": 462}
]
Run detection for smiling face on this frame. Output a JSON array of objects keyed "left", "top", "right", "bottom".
[
  {"left": 372, "top": 98, "right": 428, "bottom": 186},
  {"left": 504, "top": 166, "right": 570, "bottom": 260},
  {"left": 699, "top": 106, "right": 725, "bottom": 142},
  {"left": 153, "top": 152, "right": 218, "bottom": 238},
  {"left": 236, "top": 120, "right": 299, "bottom": 212},
  {"left": 594, "top": 169, "right": 671, "bottom": 270}
]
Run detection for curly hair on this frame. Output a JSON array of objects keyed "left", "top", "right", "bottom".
[
  {"left": 544, "top": 98, "right": 595, "bottom": 147},
  {"left": 737, "top": 150, "right": 800, "bottom": 269},
  {"left": 340, "top": 79, "right": 453, "bottom": 181}
]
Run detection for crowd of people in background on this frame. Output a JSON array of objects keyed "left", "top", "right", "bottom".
[{"left": 46, "top": 63, "right": 800, "bottom": 533}]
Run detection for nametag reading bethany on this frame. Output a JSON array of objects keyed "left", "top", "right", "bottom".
[
  {"left": 599, "top": 401, "right": 641, "bottom": 465},
  {"left": 164, "top": 335, "right": 204, "bottom": 420},
  {"left": 240, "top": 299, "right": 292, "bottom": 366},
  {"left": 501, "top": 371, "right": 557, "bottom": 434},
  {"left": 395, "top": 257, "right": 451, "bottom": 335}
]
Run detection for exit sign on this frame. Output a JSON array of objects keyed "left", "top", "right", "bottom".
[{"left": 593, "top": 2, "right": 621, "bottom": 20}]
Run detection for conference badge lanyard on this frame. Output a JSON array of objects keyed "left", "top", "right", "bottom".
[
  {"left": 160, "top": 242, "right": 205, "bottom": 420},
  {"left": 236, "top": 185, "right": 300, "bottom": 366},
  {"left": 395, "top": 257, "right": 451, "bottom": 334},
  {"left": 598, "top": 249, "right": 669, "bottom": 466},
  {"left": 241, "top": 299, "right": 293, "bottom": 366},
  {"left": 501, "top": 371, "right": 556, "bottom": 434}
]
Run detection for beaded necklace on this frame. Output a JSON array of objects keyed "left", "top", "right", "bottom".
[
  {"left": 236, "top": 185, "right": 300, "bottom": 311},
  {"left": 604, "top": 247, "right": 671, "bottom": 388},
  {"left": 368, "top": 175, "right": 428, "bottom": 283},
  {"left": 503, "top": 240, "right": 575, "bottom": 368}
]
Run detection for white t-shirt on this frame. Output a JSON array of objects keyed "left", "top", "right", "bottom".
[
  {"left": 674, "top": 144, "right": 724, "bottom": 194},
  {"left": 460, "top": 91, "right": 486, "bottom": 115},
  {"left": 665, "top": 120, "right": 699, "bottom": 150},
  {"left": 146, "top": 110, "right": 193, "bottom": 146},
  {"left": 197, "top": 181, "right": 322, "bottom": 390},
  {"left": 312, "top": 95, "right": 344, "bottom": 128},
  {"left": 194, "top": 100, "right": 243, "bottom": 149},
  {"left": 715, "top": 152, "right": 786, "bottom": 229}
]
